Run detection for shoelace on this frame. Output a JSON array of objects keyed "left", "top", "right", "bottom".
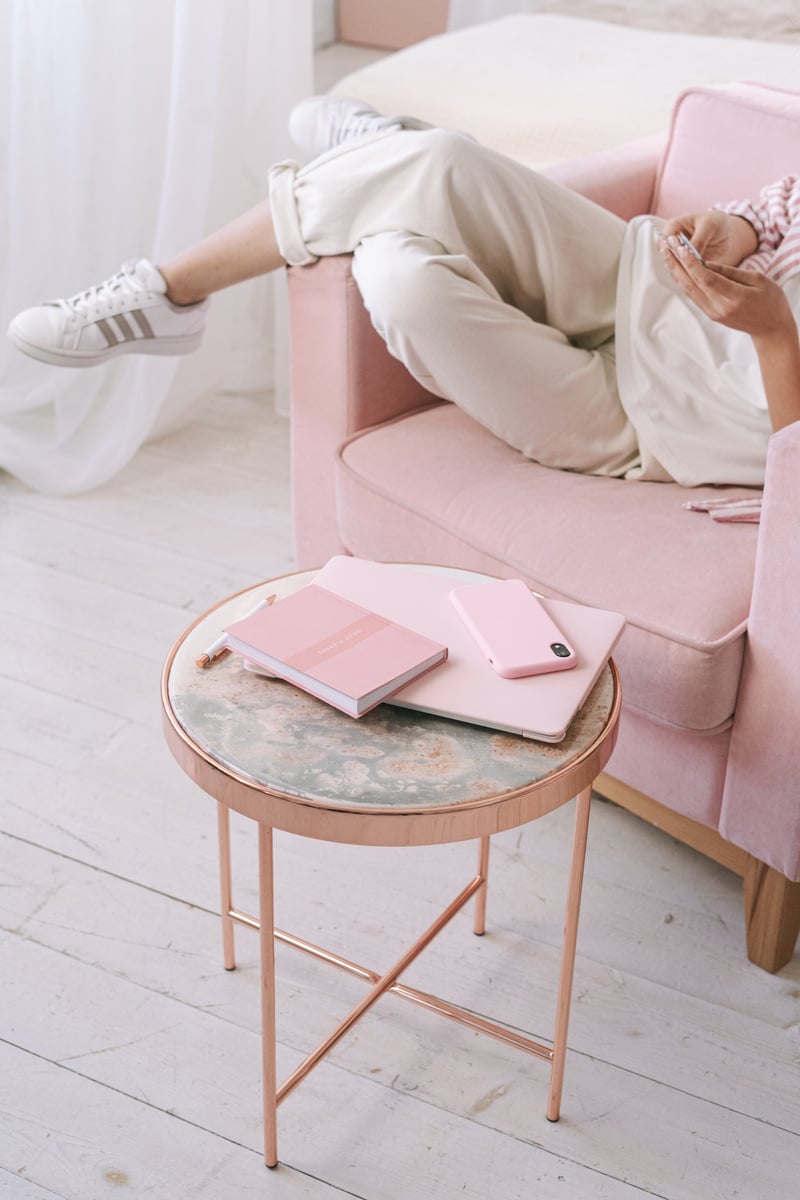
[
  {"left": 331, "top": 110, "right": 395, "bottom": 146},
  {"left": 58, "top": 261, "right": 150, "bottom": 320}
]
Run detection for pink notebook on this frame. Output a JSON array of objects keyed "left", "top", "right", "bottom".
[
  {"left": 313, "top": 558, "right": 625, "bottom": 741},
  {"left": 224, "top": 582, "right": 448, "bottom": 717}
]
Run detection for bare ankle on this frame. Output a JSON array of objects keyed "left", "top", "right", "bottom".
[{"left": 158, "top": 267, "right": 205, "bottom": 307}]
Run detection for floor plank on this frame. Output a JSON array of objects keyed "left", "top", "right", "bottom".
[
  {"left": 0, "top": 1169, "right": 61, "bottom": 1200},
  {"left": 2, "top": 830, "right": 798, "bottom": 1138},
  {"left": 0, "top": 1043, "right": 349, "bottom": 1200},
  {"left": 3, "top": 929, "right": 797, "bottom": 1200}
]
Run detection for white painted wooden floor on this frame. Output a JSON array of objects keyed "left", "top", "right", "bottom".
[{"left": 1, "top": 385, "right": 798, "bottom": 1200}]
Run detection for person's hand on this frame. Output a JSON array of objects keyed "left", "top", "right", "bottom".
[
  {"left": 660, "top": 235, "right": 794, "bottom": 344},
  {"left": 661, "top": 234, "right": 800, "bottom": 433},
  {"left": 659, "top": 210, "right": 758, "bottom": 267}
]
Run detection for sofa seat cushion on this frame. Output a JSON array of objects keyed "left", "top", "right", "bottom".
[{"left": 336, "top": 404, "right": 761, "bottom": 733}]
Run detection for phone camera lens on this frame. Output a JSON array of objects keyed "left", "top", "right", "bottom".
[{"left": 551, "top": 643, "right": 571, "bottom": 657}]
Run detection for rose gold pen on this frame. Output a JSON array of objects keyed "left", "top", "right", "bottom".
[{"left": 195, "top": 593, "right": 277, "bottom": 668}]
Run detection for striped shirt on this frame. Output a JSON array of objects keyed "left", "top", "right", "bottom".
[{"left": 718, "top": 175, "right": 800, "bottom": 284}]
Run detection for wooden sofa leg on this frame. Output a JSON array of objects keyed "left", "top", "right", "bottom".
[{"left": 743, "top": 858, "right": 800, "bottom": 973}]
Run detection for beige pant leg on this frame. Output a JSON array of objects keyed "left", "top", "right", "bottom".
[
  {"left": 269, "top": 128, "right": 640, "bottom": 473},
  {"left": 353, "top": 231, "right": 637, "bottom": 474}
]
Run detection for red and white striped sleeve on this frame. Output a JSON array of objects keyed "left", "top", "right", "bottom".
[{"left": 716, "top": 175, "right": 800, "bottom": 282}]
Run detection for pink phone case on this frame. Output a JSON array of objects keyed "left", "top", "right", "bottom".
[{"left": 449, "top": 579, "right": 577, "bottom": 678}]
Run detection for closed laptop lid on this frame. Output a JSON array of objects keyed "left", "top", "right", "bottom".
[{"left": 314, "top": 558, "right": 625, "bottom": 742}]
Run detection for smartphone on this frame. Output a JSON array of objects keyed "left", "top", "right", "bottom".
[
  {"left": 449, "top": 579, "right": 577, "bottom": 678},
  {"left": 677, "top": 232, "right": 706, "bottom": 266}
]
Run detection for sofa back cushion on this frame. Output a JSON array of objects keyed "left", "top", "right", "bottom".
[{"left": 652, "top": 82, "right": 800, "bottom": 218}]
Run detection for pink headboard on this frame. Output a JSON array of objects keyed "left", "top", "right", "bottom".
[{"left": 652, "top": 82, "right": 800, "bottom": 218}]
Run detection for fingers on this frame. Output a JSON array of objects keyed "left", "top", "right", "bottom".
[
  {"left": 704, "top": 261, "right": 756, "bottom": 286},
  {"left": 659, "top": 210, "right": 729, "bottom": 260},
  {"left": 660, "top": 233, "right": 706, "bottom": 283},
  {"left": 661, "top": 233, "right": 729, "bottom": 285},
  {"left": 655, "top": 218, "right": 787, "bottom": 336},
  {"left": 684, "top": 211, "right": 722, "bottom": 258},
  {"left": 661, "top": 215, "right": 695, "bottom": 241},
  {"left": 661, "top": 241, "right": 783, "bottom": 334},
  {"left": 658, "top": 220, "right": 692, "bottom": 260},
  {"left": 660, "top": 235, "right": 744, "bottom": 314}
]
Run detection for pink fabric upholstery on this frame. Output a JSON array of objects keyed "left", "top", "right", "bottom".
[
  {"left": 607, "top": 708, "right": 732, "bottom": 830},
  {"left": 653, "top": 83, "right": 800, "bottom": 218},
  {"left": 288, "top": 260, "right": 433, "bottom": 567},
  {"left": 336, "top": 404, "right": 756, "bottom": 733},
  {"left": 287, "top": 83, "right": 800, "bottom": 885},
  {"left": 721, "top": 422, "right": 800, "bottom": 881},
  {"left": 544, "top": 133, "right": 665, "bottom": 219}
]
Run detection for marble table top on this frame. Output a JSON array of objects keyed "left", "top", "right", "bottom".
[{"left": 166, "top": 571, "right": 616, "bottom": 815}]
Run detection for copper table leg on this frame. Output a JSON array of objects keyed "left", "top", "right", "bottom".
[
  {"left": 225, "top": 812, "right": 591, "bottom": 1164},
  {"left": 473, "top": 835, "right": 491, "bottom": 936},
  {"left": 217, "top": 802, "right": 236, "bottom": 971},
  {"left": 546, "top": 785, "right": 592, "bottom": 1122}
]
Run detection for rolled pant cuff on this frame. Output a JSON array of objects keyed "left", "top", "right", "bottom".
[{"left": 268, "top": 160, "right": 318, "bottom": 267}]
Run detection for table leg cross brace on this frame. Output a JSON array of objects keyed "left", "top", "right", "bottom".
[
  {"left": 218, "top": 787, "right": 592, "bottom": 1166},
  {"left": 227, "top": 868, "right": 554, "bottom": 1108}
]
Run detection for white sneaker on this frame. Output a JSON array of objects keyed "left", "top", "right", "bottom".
[
  {"left": 8, "top": 258, "right": 208, "bottom": 368},
  {"left": 289, "top": 95, "right": 431, "bottom": 160}
]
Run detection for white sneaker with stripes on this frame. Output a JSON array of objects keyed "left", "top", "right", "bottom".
[
  {"left": 8, "top": 259, "right": 207, "bottom": 367},
  {"left": 289, "top": 95, "right": 432, "bottom": 160}
]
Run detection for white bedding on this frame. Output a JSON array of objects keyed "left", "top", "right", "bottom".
[{"left": 330, "top": 14, "right": 800, "bottom": 168}]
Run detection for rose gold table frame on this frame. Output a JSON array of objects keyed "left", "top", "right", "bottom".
[{"left": 162, "top": 583, "right": 620, "bottom": 1169}]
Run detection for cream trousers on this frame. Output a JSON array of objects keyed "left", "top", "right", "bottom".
[{"left": 269, "top": 128, "right": 642, "bottom": 476}]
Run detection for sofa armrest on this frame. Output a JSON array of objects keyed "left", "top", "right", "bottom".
[
  {"left": 287, "top": 257, "right": 437, "bottom": 567},
  {"left": 720, "top": 420, "right": 800, "bottom": 881},
  {"left": 287, "top": 132, "right": 666, "bottom": 566},
  {"left": 543, "top": 133, "right": 666, "bottom": 220}
]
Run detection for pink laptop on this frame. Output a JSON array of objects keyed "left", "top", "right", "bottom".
[{"left": 314, "top": 558, "right": 625, "bottom": 742}]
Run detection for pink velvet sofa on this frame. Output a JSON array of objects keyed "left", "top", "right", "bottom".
[{"left": 287, "top": 82, "right": 800, "bottom": 973}]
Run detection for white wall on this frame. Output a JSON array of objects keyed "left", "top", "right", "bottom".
[{"left": 314, "top": 0, "right": 336, "bottom": 47}]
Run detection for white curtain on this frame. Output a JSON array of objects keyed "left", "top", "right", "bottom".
[{"left": 0, "top": 0, "right": 312, "bottom": 494}]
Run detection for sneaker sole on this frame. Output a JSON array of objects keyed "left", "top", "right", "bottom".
[{"left": 8, "top": 325, "right": 204, "bottom": 368}]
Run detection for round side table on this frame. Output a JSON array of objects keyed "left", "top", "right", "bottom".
[{"left": 161, "top": 565, "right": 621, "bottom": 1167}]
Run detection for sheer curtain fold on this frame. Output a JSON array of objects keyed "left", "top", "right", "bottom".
[{"left": 0, "top": 0, "right": 312, "bottom": 494}]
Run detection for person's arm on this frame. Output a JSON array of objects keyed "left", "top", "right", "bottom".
[
  {"left": 662, "top": 176, "right": 800, "bottom": 271},
  {"left": 715, "top": 176, "right": 800, "bottom": 265},
  {"left": 751, "top": 321, "right": 800, "bottom": 433},
  {"left": 660, "top": 209, "right": 758, "bottom": 266},
  {"left": 661, "top": 239, "right": 800, "bottom": 432}
]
